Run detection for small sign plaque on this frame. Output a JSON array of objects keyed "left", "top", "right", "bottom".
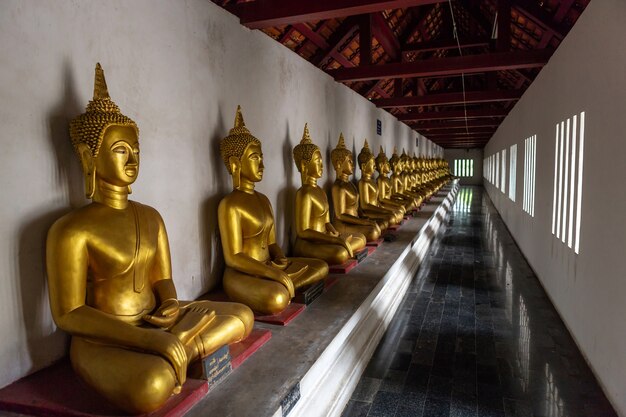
[
  {"left": 200, "top": 345, "right": 232, "bottom": 388},
  {"left": 376, "top": 119, "right": 382, "bottom": 135}
]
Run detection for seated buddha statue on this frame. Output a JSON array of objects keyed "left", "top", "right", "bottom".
[
  {"left": 389, "top": 148, "right": 421, "bottom": 208},
  {"left": 46, "top": 64, "right": 253, "bottom": 414},
  {"left": 292, "top": 124, "right": 366, "bottom": 265},
  {"left": 357, "top": 140, "right": 403, "bottom": 226},
  {"left": 400, "top": 150, "right": 425, "bottom": 201},
  {"left": 374, "top": 146, "right": 412, "bottom": 212},
  {"left": 218, "top": 108, "right": 328, "bottom": 315},
  {"left": 330, "top": 133, "right": 382, "bottom": 242}
]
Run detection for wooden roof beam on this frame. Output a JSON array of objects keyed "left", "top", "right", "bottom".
[
  {"left": 402, "top": 37, "right": 490, "bottom": 56},
  {"left": 371, "top": 12, "right": 401, "bottom": 61},
  {"left": 399, "top": 108, "right": 509, "bottom": 121},
  {"left": 511, "top": 0, "right": 569, "bottom": 40},
  {"left": 375, "top": 89, "right": 522, "bottom": 108},
  {"left": 329, "top": 49, "right": 552, "bottom": 82},
  {"left": 411, "top": 120, "right": 501, "bottom": 129},
  {"left": 235, "top": 0, "right": 445, "bottom": 30}
]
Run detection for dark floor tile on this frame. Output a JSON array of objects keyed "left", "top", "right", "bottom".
[
  {"left": 342, "top": 400, "right": 372, "bottom": 417},
  {"left": 422, "top": 397, "right": 451, "bottom": 417},
  {"left": 352, "top": 377, "right": 382, "bottom": 402},
  {"left": 349, "top": 187, "right": 618, "bottom": 417},
  {"left": 368, "top": 391, "right": 401, "bottom": 417}
]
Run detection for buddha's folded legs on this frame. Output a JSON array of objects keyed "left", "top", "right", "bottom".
[
  {"left": 333, "top": 220, "right": 380, "bottom": 242},
  {"left": 223, "top": 268, "right": 291, "bottom": 315},
  {"left": 71, "top": 337, "right": 177, "bottom": 414},
  {"left": 178, "top": 300, "right": 254, "bottom": 359},
  {"left": 286, "top": 257, "right": 329, "bottom": 288},
  {"left": 294, "top": 238, "right": 350, "bottom": 265}
]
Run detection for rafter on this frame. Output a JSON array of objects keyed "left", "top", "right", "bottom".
[
  {"left": 311, "top": 18, "right": 359, "bottom": 67},
  {"left": 371, "top": 12, "right": 401, "bottom": 61},
  {"left": 374, "top": 89, "right": 522, "bottom": 108},
  {"left": 411, "top": 119, "right": 501, "bottom": 129},
  {"left": 553, "top": 0, "right": 576, "bottom": 24},
  {"left": 234, "top": 0, "right": 445, "bottom": 30},
  {"left": 402, "top": 37, "right": 490, "bottom": 56},
  {"left": 330, "top": 49, "right": 552, "bottom": 82},
  {"left": 398, "top": 108, "right": 509, "bottom": 121},
  {"left": 511, "top": 0, "right": 568, "bottom": 40},
  {"left": 420, "top": 128, "right": 496, "bottom": 135}
]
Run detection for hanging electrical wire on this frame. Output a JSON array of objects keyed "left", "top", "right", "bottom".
[{"left": 447, "top": 0, "right": 469, "bottom": 135}]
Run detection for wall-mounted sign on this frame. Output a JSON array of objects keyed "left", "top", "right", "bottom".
[{"left": 376, "top": 119, "right": 382, "bottom": 136}]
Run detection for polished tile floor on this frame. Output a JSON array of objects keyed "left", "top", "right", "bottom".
[{"left": 342, "top": 186, "right": 618, "bottom": 417}]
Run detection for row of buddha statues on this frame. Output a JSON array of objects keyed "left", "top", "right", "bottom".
[{"left": 44, "top": 64, "right": 452, "bottom": 414}]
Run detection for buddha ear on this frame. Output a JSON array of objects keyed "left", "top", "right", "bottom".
[
  {"left": 76, "top": 143, "right": 96, "bottom": 199},
  {"left": 228, "top": 156, "right": 241, "bottom": 189}
]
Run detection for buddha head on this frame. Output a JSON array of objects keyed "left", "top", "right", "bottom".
[
  {"left": 70, "top": 63, "right": 139, "bottom": 199},
  {"left": 293, "top": 123, "right": 323, "bottom": 184},
  {"left": 330, "top": 133, "right": 353, "bottom": 177},
  {"left": 400, "top": 149, "right": 411, "bottom": 173},
  {"left": 357, "top": 139, "right": 375, "bottom": 176},
  {"left": 375, "top": 146, "right": 390, "bottom": 176},
  {"left": 220, "top": 106, "right": 263, "bottom": 189},
  {"left": 389, "top": 147, "right": 402, "bottom": 173}
]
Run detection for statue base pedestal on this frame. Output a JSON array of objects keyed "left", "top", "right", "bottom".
[
  {"left": 254, "top": 303, "right": 306, "bottom": 326},
  {"left": 294, "top": 281, "right": 325, "bottom": 305},
  {"left": 329, "top": 259, "right": 357, "bottom": 274},
  {"left": 366, "top": 238, "right": 383, "bottom": 247},
  {"left": 0, "top": 360, "right": 208, "bottom": 417},
  {"left": 230, "top": 329, "right": 272, "bottom": 369}
]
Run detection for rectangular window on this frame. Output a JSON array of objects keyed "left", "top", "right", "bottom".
[
  {"left": 501, "top": 149, "right": 507, "bottom": 193},
  {"left": 453, "top": 159, "right": 474, "bottom": 177},
  {"left": 523, "top": 135, "right": 537, "bottom": 216},
  {"left": 551, "top": 112, "right": 585, "bottom": 253},
  {"left": 509, "top": 144, "right": 517, "bottom": 201},
  {"left": 495, "top": 152, "right": 500, "bottom": 187}
]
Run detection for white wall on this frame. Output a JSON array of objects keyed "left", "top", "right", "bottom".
[
  {"left": 484, "top": 1, "right": 626, "bottom": 414},
  {"left": 444, "top": 149, "right": 484, "bottom": 185},
  {"left": 0, "top": 0, "right": 443, "bottom": 386}
]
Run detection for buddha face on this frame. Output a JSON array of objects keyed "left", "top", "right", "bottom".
[
  {"left": 362, "top": 158, "right": 375, "bottom": 176},
  {"left": 94, "top": 125, "right": 140, "bottom": 187},
  {"left": 339, "top": 155, "right": 354, "bottom": 176},
  {"left": 382, "top": 161, "right": 391, "bottom": 175},
  {"left": 240, "top": 142, "right": 264, "bottom": 182},
  {"left": 305, "top": 149, "right": 323, "bottom": 179}
]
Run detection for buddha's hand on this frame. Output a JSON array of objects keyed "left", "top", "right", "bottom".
[
  {"left": 335, "top": 236, "right": 354, "bottom": 258},
  {"left": 143, "top": 299, "right": 180, "bottom": 329},
  {"left": 270, "top": 256, "right": 290, "bottom": 270},
  {"left": 145, "top": 330, "right": 188, "bottom": 390}
]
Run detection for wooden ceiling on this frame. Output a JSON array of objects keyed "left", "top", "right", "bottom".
[{"left": 212, "top": 0, "right": 590, "bottom": 148}]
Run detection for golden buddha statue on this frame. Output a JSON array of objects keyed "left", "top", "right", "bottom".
[
  {"left": 46, "top": 64, "right": 253, "bottom": 414},
  {"left": 292, "top": 124, "right": 366, "bottom": 265},
  {"left": 389, "top": 148, "right": 421, "bottom": 208},
  {"left": 218, "top": 108, "right": 328, "bottom": 315},
  {"left": 374, "top": 146, "right": 412, "bottom": 212},
  {"left": 400, "top": 149, "right": 425, "bottom": 201},
  {"left": 357, "top": 140, "right": 403, "bottom": 225},
  {"left": 330, "top": 133, "right": 381, "bottom": 242}
]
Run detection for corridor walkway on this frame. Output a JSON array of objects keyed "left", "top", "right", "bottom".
[{"left": 342, "top": 186, "right": 618, "bottom": 417}]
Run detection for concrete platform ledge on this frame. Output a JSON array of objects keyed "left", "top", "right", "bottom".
[{"left": 187, "top": 181, "right": 459, "bottom": 417}]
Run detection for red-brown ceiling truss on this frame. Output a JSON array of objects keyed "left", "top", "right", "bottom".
[{"left": 212, "top": 0, "right": 589, "bottom": 149}]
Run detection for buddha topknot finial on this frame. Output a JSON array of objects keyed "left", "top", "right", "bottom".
[
  {"left": 331, "top": 133, "right": 352, "bottom": 169},
  {"left": 69, "top": 63, "right": 137, "bottom": 157},
  {"left": 220, "top": 106, "right": 261, "bottom": 173},
  {"left": 357, "top": 139, "right": 374, "bottom": 167},
  {"left": 293, "top": 123, "right": 320, "bottom": 171},
  {"left": 389, "top": 146, "right": 401, "bottom": 167},
  {"left": 375, "top": 145, "right": 388, "bottom": 171}
]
